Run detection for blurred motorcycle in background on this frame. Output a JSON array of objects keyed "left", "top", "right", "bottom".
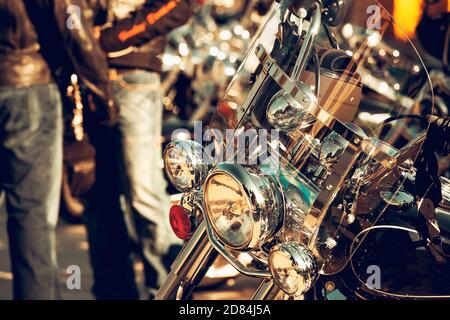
[
  {"left": 161, "top": 0, "right": 274, "bottom": 156},
  {"left": 159, "top": 0, "right": 450, "bottom": 300}
]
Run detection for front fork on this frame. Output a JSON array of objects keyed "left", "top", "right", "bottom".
[
  {"left": 156, "top": 221, "right": 284, "bottom": 300},
  {"left": 156, "top": 221, "right": 217, "bottom": 300},
  {"left": 252, "top": 279, "right": 284, "bottom": 300}
]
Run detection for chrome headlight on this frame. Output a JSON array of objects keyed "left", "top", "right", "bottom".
[
  {"left": 266, "top": 83, "right": 316, "bottom": 132},
  {"left": 203, "top": 163, "right": 283, "bottom": 250},
  {"left": 164, "top": 140, "right": 210, "bottom": 192},
  {"left": 268, "top": 243, "right": 318, "bottom": 296}
]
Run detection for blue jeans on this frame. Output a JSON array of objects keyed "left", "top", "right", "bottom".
[
  {"left": 84, "top": 70, "right": 181, "bottom": 299},
  {"left": 114, "top": 70, "right": 182, "bottom": 291},
  {"left": 0, "top": 83, "right": 62, "bottom": 299}
]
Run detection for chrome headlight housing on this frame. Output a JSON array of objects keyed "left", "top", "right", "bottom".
[
  {"left": 266, "top": 85, "right": 316, "bottom": 132},
  {"left": 164, "top": 140, "right": 210, "bottom": 192},
  {"left": 268, "top": 243, "right": 318, "bottom": 296},
  {"left": 203, "top": 163, "right": 284, "bottom": 250}
]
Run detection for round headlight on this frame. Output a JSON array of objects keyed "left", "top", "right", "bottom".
[
  {"left": 203, "top": 163, "right": 283, "bottom": 250},
  {"left": 164, "top": 140, "right": 210, "bottom": 192},
  {"left": 268, "top": 243, "right": 318, "bottom": 296},
  {"left": 266, "top": 84, "right": 316, "bottom": 132}
]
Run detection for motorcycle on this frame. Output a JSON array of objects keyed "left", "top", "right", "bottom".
[{"left": 157, "top": 0, "right": 450, "bottom": 300}]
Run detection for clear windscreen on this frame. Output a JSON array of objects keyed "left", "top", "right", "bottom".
[{"left": 205, "top": 0, "right": 434, "bottom": 275}]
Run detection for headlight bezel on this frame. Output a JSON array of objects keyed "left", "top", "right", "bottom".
[{"left": 203, "top": 163, "right": 284, "bottom": 250}]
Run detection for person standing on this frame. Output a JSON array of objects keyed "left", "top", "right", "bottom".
[
  {"left": 85, "top": 0, "right": 192, "bottom": 299},
  {"left": 0, "top": 0, "right": 116, "bottom": 299}
]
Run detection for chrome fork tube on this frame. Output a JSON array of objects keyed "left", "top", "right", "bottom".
[
  {"left": 156, "top": 220, "right": 217, "bottom": 300},
  {"left": 252, "top": 279, "right": 283, "bottom": 300}
]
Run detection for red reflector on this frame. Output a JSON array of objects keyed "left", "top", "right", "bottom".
[{"left": 169, "top": 205, "right": 192, "bottom": 239}]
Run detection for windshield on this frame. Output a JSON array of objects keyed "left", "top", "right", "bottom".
[{"left": 204, "top": 0, "right": 434, "bottom": 279}]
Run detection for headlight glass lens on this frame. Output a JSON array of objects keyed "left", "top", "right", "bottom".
[
  {"left": 269, "top": 249, "right": 301, "bottom": 295},
  {"left": 164, "top": 140, "right": 209, "bottom": 192},
  {"left": 269, "top": 243, "right": 318, "bottom": 296},
  {"left": 165, "top": 146, "right": 193, "bottom": 191},
  {"left": 204, "top": 172, "right": 253, "bottom": 248}
]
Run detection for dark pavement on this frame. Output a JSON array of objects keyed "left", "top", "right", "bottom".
[{"left": 0, "top": 197, "right": 259, "bottom": 300}]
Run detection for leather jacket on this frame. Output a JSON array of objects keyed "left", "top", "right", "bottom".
[
  {"left": 0, "top": 0, "right": 117, "bottom": 124},
  {"left": 0, "top": 1, "right": 52, "bottom": 87},
  {"left": 94, "top": 0, "right": 192, "bottom": 72}
]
